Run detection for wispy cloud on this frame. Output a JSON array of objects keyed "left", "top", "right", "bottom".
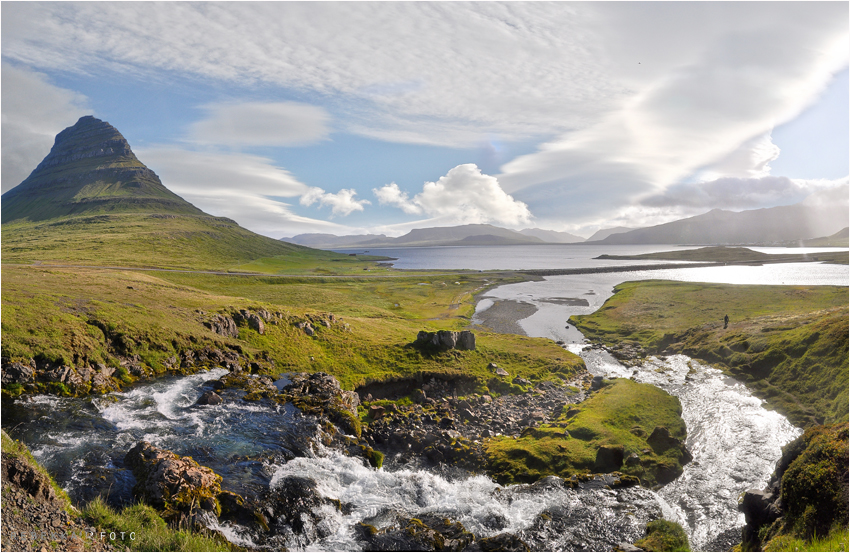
[
  {"left": 189, "top": 102, "right": 331, "bottom": 147},
  {"left": 1, "top": 63, "right": 89, "bottom": 191},
  {"left": 374, "top": 164, "right": 531, "bottom": 227},
  {"left": 498, "top": 3, "right": 848, "bottom": 229},
  {"left": 2, "top": 3, "right": 847, "bottom": 235},
  {"left": 137, "top": 147, "right": 350, "bottom": 236}
]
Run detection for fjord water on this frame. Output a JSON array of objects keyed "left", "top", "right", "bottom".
[{"left": 336, "top": 243, "right": 850, "bottom": 271}]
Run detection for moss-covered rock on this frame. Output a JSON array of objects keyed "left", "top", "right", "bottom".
[
  {"left": 485, "top": 379, "right": 690, "bottom": 486},
  {"left": 741, "top": 423, "right": 849, "bottom": 551},
  {"left": 634, "top": 519, "right": 691, "bottom": 551},
  {"left": 124, "top": 441, "right": 224, "bottom": 522}
]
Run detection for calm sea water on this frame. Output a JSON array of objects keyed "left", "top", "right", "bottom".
[{"left": 334, "top": 244, "right": 849, "bottom": 271}]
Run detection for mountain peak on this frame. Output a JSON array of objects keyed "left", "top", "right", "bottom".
[
  {"left": 31, "top": 116, "right": 138, "bottom": 174},
  {"left": 2, "top": 116, "right": 202, "bottom": 222}
]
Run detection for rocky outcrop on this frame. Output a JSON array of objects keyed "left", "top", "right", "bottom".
[
  {"left": 234, "top": 310, "right": 265, "bottom": 335},
  {"left": 1, "top": 361, "right": 35, "bottom": 385},
  {"left": 355, "top": 512, "right": 476, "bottom": 551},
  {"left": 414, "top": 330, "right": 476, "bottom": 351},
  {"left": 294, "top": 312, "right": 347, "bottom": 336},
  {"left": 1, "top": 454, "right": 58, "bottom": 505},
  {"left": 205, "top": 314, "right": 238, "bottom": 338},
  {"left": 1, "top": 442, "right": 115, "bottom": 552},
  {"left": 124, "top": 441, "right": 225, "bottom": 521},
  {"left": 363, "top": 378, "right": 587, "bottom": 473},
  {"left": 279, "top": 372, "right": 361, "bottom": 436}
]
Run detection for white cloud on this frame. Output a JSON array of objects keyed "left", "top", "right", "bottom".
[
  {"left": 694, "top": 134, "right": 782, "bottom": 182},
  {"left": 374, "top": 164, "right": 532, "bottom": 227},
  {"left": 498, "top": 3, "right": 848, "bottom": 227},
  {"left": 0, "top": 3, "right": 624, "bottom": 146},
  {"left": 373, "top": 182, "right": 422, "bottom": 215},
  {"left": 300, "top": 187, "right": 370, "bottom": 217},
  {"left": 137, "top": 147, "right": 352, "bottom": 237},
  {"left": 640, "top": 175, "right": 844, "bottom": 210},
  {"left": 138, "top": 148, "right": 309, "bottom": 198},
  {"left": 1, "top": 63, "right": 89, "bottom": 192},
  {"left": 2, "top": 3, "right": 847, "bottom": 232},
  {"left": 801, "top": 179, "right": 850, "bottom": 208},
  {"left": 189, "top": 102, "right": 330, "bottom": 147}
]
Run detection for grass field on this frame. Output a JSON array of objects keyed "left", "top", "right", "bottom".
[
  {"left": 1, "top": 265, "right": 582, "bottom": 393},
  {"left": 572, "top": 281, "right": 849, "bottom": 428}
]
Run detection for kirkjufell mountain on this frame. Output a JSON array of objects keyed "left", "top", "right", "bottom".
[
  {"left": 2, "top": 116, "right": 202, "bottom": 222},
  {"left": 1, "top": 116, "right": 326, "bottom": 269}
]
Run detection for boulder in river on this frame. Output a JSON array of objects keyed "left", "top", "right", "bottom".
[
  {"left": 196, "top": 390, "right": 224, "bottom": 405},
  {"left": 124, "top": 441, "right": 223, "bottom": 520}
]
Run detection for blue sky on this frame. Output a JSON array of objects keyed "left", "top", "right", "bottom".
[{"left": 2, "top": 2, "right": 848, "bottom": 239}]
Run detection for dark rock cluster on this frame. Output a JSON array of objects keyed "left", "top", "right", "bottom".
[{"left": 414, "top": 330, "right": 476, "bottom": 351}]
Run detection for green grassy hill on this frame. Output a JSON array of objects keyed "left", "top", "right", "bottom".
[{"left": 0, "top": 116, "right": 362, "bottom": 271}]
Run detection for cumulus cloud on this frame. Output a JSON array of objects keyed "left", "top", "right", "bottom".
[
  {"left": 373, "top": 182, "right": 422, "bottom": 215},
  {"left": 1, "top": 63, "right": 89, "bottom": 192},
  {"left": 300, "top": 187, "right": 370, "bottom": 217},
  {"left": 137, "top": 147, "right": 352, "bottom": 236},
  {"left": 189, "top": 102, "right": 330, "bottom": 147},
  {"left": 374, "top": 164, "right": 532, "bottom": 226}
]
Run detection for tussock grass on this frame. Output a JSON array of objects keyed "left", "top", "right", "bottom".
[
  {"left": 634, "top": 519, "right": 691, "bottom": 552},
  {"left": 764, "top": 525, "right": 849, "bottom": 552},
  {"left": 81, "top": 497, "right": 235, "bottom": 552}
]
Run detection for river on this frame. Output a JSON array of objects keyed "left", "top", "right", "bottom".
[{"left": 3, "top": 249, "right": 846, "bottom": 550}]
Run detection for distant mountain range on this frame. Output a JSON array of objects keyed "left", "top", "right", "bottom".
[
  {"left": 283, "top": 196, "right": 848, "bottom": 250},
  {"left": 585, "top": 226, "right": 639, "bottom": 242},
  {"left": 591, "top": 197, "right": 849, "bottom": 245},
  {"left": 282, "top": 224, "right": 572, "bottom": 248}
]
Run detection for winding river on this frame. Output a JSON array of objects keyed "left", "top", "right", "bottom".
[{"left": 4, "top": 258, "right": 845, "bottom": 550}]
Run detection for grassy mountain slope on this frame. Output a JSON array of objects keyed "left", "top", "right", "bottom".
[
  {"left": 0, "top": 116, "right": 354, "bottom": 271},
  {"left": 2, "top": 116, "right": 202, "bottom": 222}
]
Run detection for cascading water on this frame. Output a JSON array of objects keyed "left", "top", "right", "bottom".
[
  {"left": 577, "top": 348, "right": 800, "bottom": 550},
  {"left": 4, "top": 369, "right": 675, "bottom": 552},
  {"left": 476, "top": 272, "right": 806, "bottom": 550}
]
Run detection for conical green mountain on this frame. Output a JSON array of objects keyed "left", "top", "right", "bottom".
[
  {"left": 2, "top": 116, "right": 203, "bottom": 222},
  {"left": 1, "top": 116, "right": 333, "bottom": 270}
]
